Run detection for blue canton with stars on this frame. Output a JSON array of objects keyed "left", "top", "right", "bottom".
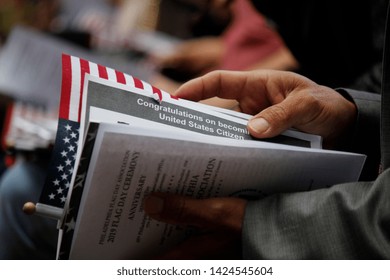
[{"left": 40, "top": 118, "right": 80, "bottom": 208}]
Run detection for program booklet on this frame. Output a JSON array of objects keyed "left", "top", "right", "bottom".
[{"left": 36, "top": 54, "right": 365, "bottom": 259}]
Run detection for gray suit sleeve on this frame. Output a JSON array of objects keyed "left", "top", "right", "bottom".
[
  {"left": 243, "top": 169, "right": 390, "bottom": 259},
  {"left": 242, "top": 90, "right": 390, "bottom": 259}
]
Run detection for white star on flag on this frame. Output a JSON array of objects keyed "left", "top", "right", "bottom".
[{"left": 43, "top": 119, "right": 79, "bottom": 207}]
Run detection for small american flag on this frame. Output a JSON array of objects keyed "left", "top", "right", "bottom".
[{"left": 39, "top": 53, "right": 164, "bottom": 208}]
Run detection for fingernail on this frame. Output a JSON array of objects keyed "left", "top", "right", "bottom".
[
  {"left": 144, "top": 195, "right": 164, "bottom": 215},
  {"left": 248, "top": 118, "right": 270, "bottom": 134}
]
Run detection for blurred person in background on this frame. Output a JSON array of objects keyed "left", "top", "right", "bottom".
[
  {"left": 151, "top": 0, "right": 298, "bottom": 107},
  {"left": 154, "top": 0, "right": 386, "bottom": 96},
  {"left": 153, "top": 0, "right": 297, "bottom": 80}
]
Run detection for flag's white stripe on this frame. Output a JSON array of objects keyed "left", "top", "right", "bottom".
[
  {"left": 106, "top": 67, "right": 116, "bottom": 81},
  {"left": 142, "top": 81, "right": 153, "bottom": 93},
  {"left": 68, "top": 56, "right": 81, "bottom": 122},
  {"left": 161, "top": 90, "right": 171, "bottom": 100},
  {"left": 89, "top": 62, "right": 99, "bottom": 77},
  {"left": 124, "top": 74, "right": 134, "bottom": 87}
]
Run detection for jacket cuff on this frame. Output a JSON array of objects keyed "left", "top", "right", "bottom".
[{"left": 335, "top": 88, "right": 381, "bottom": 180}]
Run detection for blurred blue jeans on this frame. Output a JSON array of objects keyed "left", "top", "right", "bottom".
[{"left": 0, "top": 157, "right": 57, "bottom": 259}]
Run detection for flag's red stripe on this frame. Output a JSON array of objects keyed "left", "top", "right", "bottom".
[
  {"left": 98, "top": 64, "right": 108, "bottom": 79},
  {"left": 59, "top": 54, "right": 72, "bottom": 119},
  {"left": 152, "top": 86, "right": 163, "bottom": 101},
  {"left": 78, "top": 59, "right": 90, "bottom": 122},
  {"left": 1, "top": 103, "right": 13, "bottom": 150},
  {"left": 115, "top": 70, "right": 126, "bottom": 84},
  {"left": 133, "top": 77, "right": 144, "bottom": 89}
]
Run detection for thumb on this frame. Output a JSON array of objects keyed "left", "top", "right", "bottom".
[{"left": 248, "top": 103, "right": 295, "bottom": 139}]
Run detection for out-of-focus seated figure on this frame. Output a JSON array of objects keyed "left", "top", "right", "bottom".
[{"left": 150, "top": 0, "right": 298, "bottom": 107}]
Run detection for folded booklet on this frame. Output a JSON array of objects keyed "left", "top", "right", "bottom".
[{"left": 35, "top": 54, "right": 365, "bottom": 259}]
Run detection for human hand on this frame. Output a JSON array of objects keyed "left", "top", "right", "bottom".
[
  {"left": 174, "top": 70, "right": 357, "bottom": 148},
  {"left": 143, "top": 192, "right": 246, "bottom": 259}
]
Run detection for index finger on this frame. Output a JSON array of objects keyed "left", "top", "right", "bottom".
[{"left": 174, "top": 70, "right": 262, "bottom": 102}]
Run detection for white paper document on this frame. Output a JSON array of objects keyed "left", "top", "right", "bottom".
[{"left": 62, "top": 121, "right": 365, "bottom": 259}]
